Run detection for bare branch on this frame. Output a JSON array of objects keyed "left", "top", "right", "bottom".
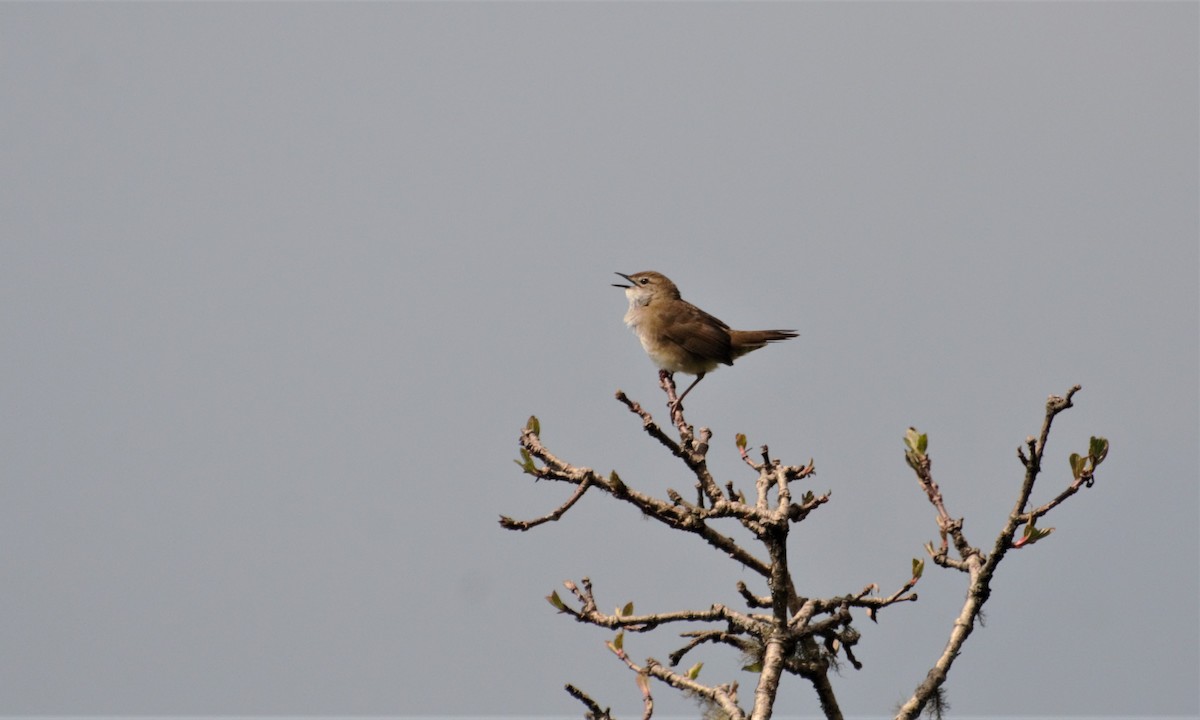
[
  {"left": 499, "top": 474, "right": 595, "bottom": 530},
  {"left": 616, "top": 390, "right": 686, "bottom": 458},
  {"left": 737, "top": 580, "right": 772, "bottom": 609},
  {"left": 669, "top": 629, "right": 758, "bottom": 666},
  {"left": 565, "top": 683, "right": 615, "bottom": 720},
  {"left": 636, "top": 670, "right": 654, "bottom": 720},
  {"left": 1021, "top": 474, "right": 1090, "bottom": 523},
  {"left": 557, "top": 577, "right": 772, "bottom": 640},
  {"left": 1009, "top": 385, "right": 1082, "bottom": 521},
  {"left": 607, "top": 642, "right": 746, "bottom": 720},
  {"left": 896, "top": 385, "right": 1100, "bottom": 720},
  {"left": 907, "top": 446, "right": 978, "bottom": 565}
]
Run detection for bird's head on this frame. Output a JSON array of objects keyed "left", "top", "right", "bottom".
[{"left": 613, "top": 271, "right": 682, "bottom": 306}]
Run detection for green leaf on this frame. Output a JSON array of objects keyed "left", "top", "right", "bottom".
[
  {"left": 1090, "top": 436, "right": 1109, "bottom": 465},
  {"left": 547, "top": 591, "right": 566, "bottom": 611},
  {"left": 742, "top": 661, "right": 763, "bottom": 673},
  {"left": 614, "top": 631, "right": 624, "bottom": 651},
  {"left": 903, "top": 427, "right": 928, "bottom": 454},
  {"left": 735, "top": 433, "right": 747, "bottom": 450},
  {"left": 514, "top": 448, "right": 536, "bottom": 473},
  {"left": 1069, "top": 453, "right": 1085, "bottom": 480},
  {"left": 609, "top": 470, "right": 625, "bottom": 492},
  {"left": 1020, "top": 520, "right": 1055, "bottom": 546},
  {"left": 621, "top": 601, "right": 634, "bottom": 617},
  {"left": 912, "top": 558, "right": 925, "bottom": 579},
  {"left": 526, "top": 415, "right": 540, "bottom": 436},
  {"left": 686, "top": 662, "right": 703, "bottom": 679}
]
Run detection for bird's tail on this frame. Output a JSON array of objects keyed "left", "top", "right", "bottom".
[{"left": 729, "top": 329, "right": 799, "bottom": 358}]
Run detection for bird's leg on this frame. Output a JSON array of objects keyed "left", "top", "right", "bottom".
[{"left": 673, "top": 372, "right": 706, "bottom": 410}]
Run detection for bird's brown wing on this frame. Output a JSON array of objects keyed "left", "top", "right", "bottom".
[{"left": 662, "top": 301, "right": 735, "bottom": 366}]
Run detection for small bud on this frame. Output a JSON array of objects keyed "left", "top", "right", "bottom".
[
  {"left": 1017, "top": 520, "right": 1055, "bottom": 547},
  {"left": 1069, "top": 453, "right": 1086, "bottom": 480},
  {"left": 514, "top": 448, "right": 537, "bottom": 474}
]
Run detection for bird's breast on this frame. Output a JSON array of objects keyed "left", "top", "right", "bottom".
[{"left": 625, "top": 305, "right": 721, "bottom": 375}]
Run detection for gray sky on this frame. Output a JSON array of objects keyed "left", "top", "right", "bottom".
[{"left": 1, "top": 2, "right": 1196, "bottom": 717}]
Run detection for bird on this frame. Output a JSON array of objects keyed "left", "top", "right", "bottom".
[{"left": 613, "top": 271, "right": 797, "bottom": 407}]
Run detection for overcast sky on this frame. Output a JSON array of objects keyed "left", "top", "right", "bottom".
[{"left": 1, "top": 2, "right": 1196, "bottom": 718}]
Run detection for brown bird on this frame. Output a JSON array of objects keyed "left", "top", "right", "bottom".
[{"left": 613, "top": 271, "right": 797, "bottom": 407}]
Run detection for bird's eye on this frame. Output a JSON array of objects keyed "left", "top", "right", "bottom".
[{"left": 639, "top": 278, "right": 650, "bottom": 285}]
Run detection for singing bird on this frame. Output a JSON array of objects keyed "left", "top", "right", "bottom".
[{"left": 614, "top": 271, "right": 797, "bottom": 406}]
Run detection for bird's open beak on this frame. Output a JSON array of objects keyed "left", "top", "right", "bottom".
[{"left": 612, "top": 272, "right": 635, "bottom": 289}]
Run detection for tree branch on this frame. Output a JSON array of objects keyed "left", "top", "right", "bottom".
[
  {"left": 896, "top": 385, "right": 1105, "bottom": 720},
  {"left": 503, "top": 379, "right": 1106, "bottom": 720},
  {"left": 565, "top": 683, "right": 614, "bottom": 720}
]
